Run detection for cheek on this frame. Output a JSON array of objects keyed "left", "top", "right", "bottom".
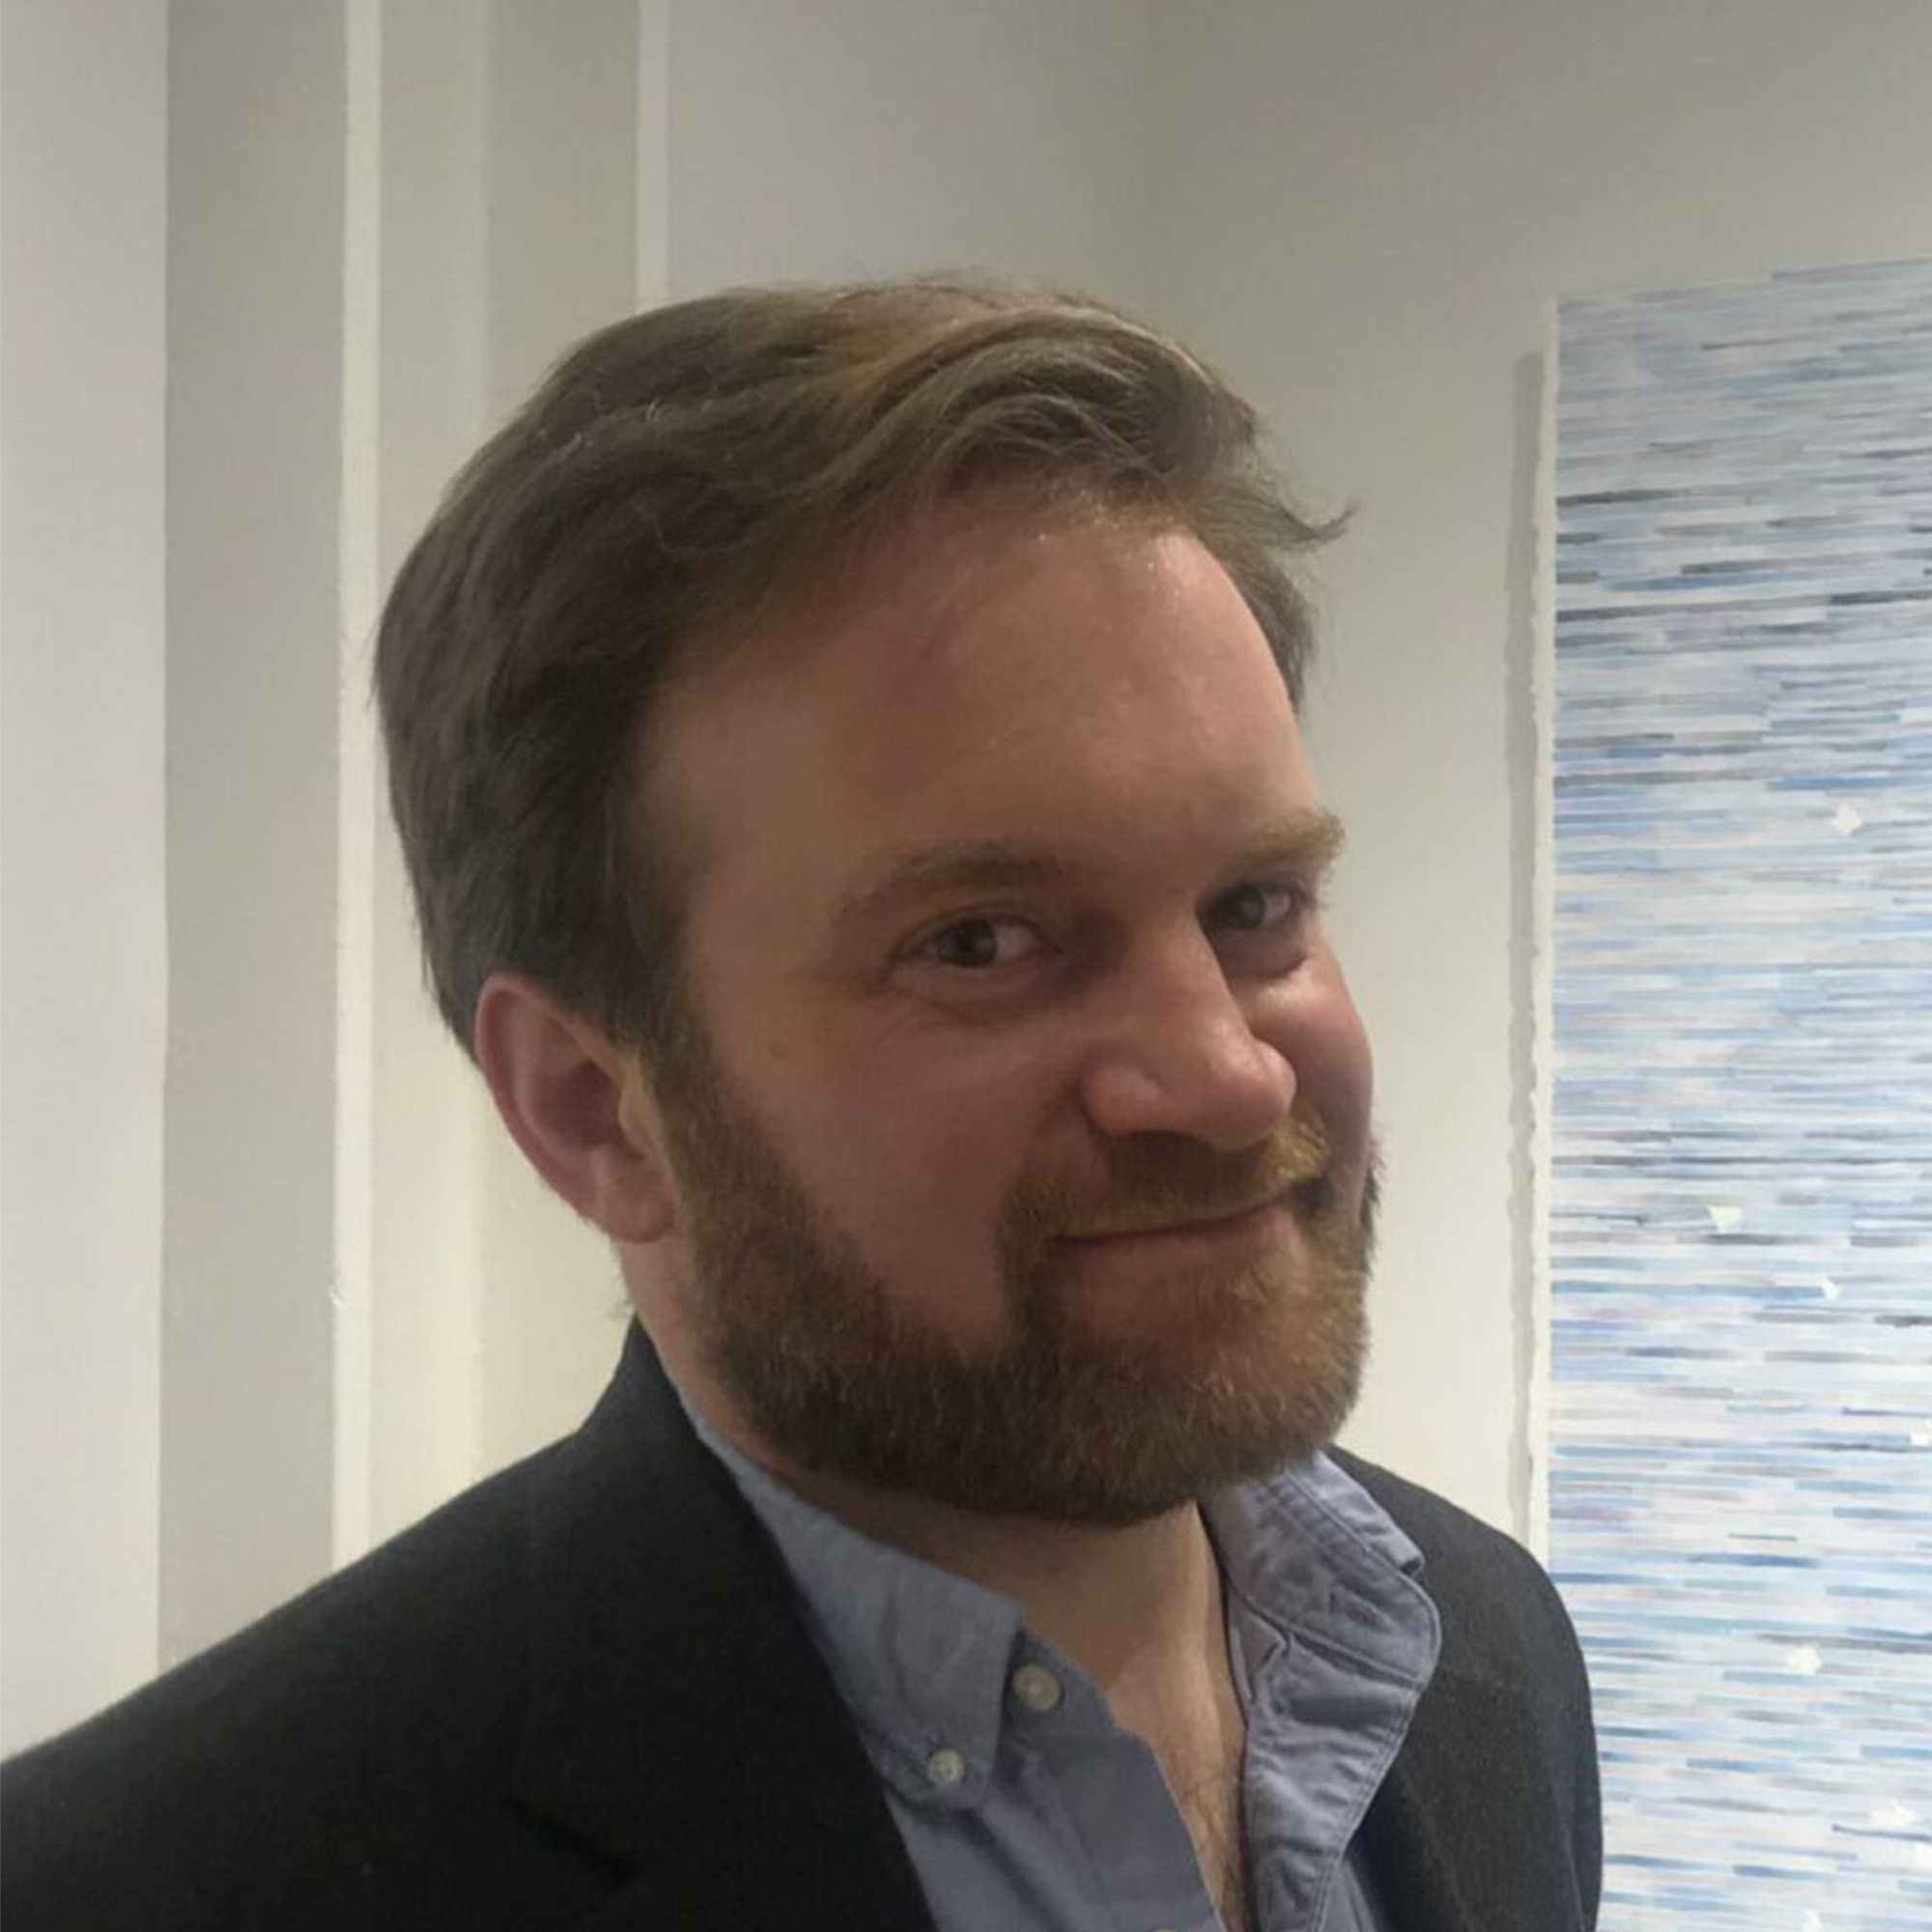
[
  {"left": 743, "top": 1022, "right": 1046, "bottom": 1252},
  {"left": 778, "top": 1047, "right": 1053, "bottom": 1350},
  {"left": 1271, "top": 975, "right": 1376, "bottom": 1156}
]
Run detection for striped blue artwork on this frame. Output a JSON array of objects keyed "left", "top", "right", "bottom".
[{"left": 1546, "top": 258, "right": 1932, "bottom": 1932}]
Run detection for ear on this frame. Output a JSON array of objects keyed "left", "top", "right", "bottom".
[{"left": 471, "top": 972, "right": 680, "bottom": 1243}]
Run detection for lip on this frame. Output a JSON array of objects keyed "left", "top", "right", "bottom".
[{"left": 1059, "top": 1187, "right": 1301, "bottom": 1257}]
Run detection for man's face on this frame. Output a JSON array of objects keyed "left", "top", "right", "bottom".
[{"left": 643, "top": 513, "right": 1379, "bottom": 1524}]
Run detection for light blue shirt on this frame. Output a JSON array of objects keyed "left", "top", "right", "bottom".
[{"left": 680, "top": 1394, "right": 1440, "bottom": 1932}]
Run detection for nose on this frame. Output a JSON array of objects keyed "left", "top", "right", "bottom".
[{"left": 1074, "top": 929, "right": 1296, "bottom": 1151}]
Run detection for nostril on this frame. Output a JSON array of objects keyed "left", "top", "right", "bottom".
[{"left": 1079, "top": 1025, "right": 1295, "bottom": 1151}]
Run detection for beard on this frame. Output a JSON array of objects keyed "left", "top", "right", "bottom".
[{"left": 652, "top": 1008, "right": 1380, "bottom": 1527}]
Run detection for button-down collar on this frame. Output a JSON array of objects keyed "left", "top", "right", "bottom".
[
  {"left": 674, "top": 1393, "right": 1025, "bottom": 1808},
  {"left": 675, "top": 1386, "right": 1436, "bottom": 1820}
]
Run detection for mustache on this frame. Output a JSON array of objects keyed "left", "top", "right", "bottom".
[{"left": 1001, "top": 1117, "right": 1336, "bottom": 1253}]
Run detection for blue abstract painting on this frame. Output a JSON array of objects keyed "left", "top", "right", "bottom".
[{"left": 1545, "top": 259, "right": 1932, "bottom": 1931}]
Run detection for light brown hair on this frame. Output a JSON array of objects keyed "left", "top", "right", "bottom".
[{"left": 375, "top": 277, "right": 1339, "bottom": 1058}]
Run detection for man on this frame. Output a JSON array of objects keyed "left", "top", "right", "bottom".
[{"left": 3, "top": 280, "right": 1599, "bottom": 1931}]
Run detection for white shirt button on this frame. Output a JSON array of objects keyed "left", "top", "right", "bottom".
[
  {"left": 924, "top": 1746, "right": 968, "bottom": 1788},
  {"left": 1009, "top": 1662, "right": 1065, "bottom": 1713}
]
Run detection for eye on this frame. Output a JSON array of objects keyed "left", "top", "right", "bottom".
[
  {"left": 912, "top": 915, "right": 1042, "bottom": 971},
  {"left": 1206, "top": 881, "right": 1315, "bottom": 936}
]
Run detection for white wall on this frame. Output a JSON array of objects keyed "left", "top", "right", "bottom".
[
  {"left": 1147, "top": 0, "right": 1932, "bottom": 1536},
  {"left": 661, "top": 0, "right": 1153, "bottom": 305},
  {"left": 0, "top": 0, "right": 168, "bottom": 1751},
  {"left": 362, "top": 0, "right": 644, "bottom": 1543},
  {"left": 161, "top": 0, "right": 648, "bottom": 1641},
  {"left": 469, "top": 0, "right": 644, "bottom": 1485},
  {"left": 0, "top": 0, "right": 646, "bottom": 1747},
  {"left": 162, "top": 0, "right": 350, "bottom": 1666}
]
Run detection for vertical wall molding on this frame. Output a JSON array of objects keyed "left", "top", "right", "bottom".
[
  {"left": 332, "top": 0, "right": 384, "bottom": 1569},
  {"left": 163, "top": 0, "right": 349, "bottom": 1665},
  {"left": 152, "top": 1, "right": 647, "bottom": 1644}
]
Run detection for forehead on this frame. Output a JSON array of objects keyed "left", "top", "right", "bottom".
[
  {"left": 779, "top": 510, "right": 1264, "bottom": 711},
  {"left": 655, "top": 513, "right": 1317, "bottom": 898}
]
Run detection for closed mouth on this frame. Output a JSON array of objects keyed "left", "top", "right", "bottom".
[{"left": 1061, "top": 1180, "right": 1318, "bottom": 1246}]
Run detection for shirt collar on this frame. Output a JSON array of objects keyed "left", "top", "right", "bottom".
[
  {"left": 673, "top": 1385, "right": 1021, "bottom": 1806},
  {"left": 1204, "top": 1452, "right": 1435, "bottom": 1706},
  {"left": 673, "top": 1380, "right": 1434, "bottom": 1804}
]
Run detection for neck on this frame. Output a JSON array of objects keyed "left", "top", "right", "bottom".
[
  {"left": 785, "top": 1462, "right": 1224, "bottom": 1694},
  {"left": 662, "top": 1334, "right": 1226, "bottom": 1700},
  {"left": 775, "top": 1434, "right": 1246, "bottom": 1846}
]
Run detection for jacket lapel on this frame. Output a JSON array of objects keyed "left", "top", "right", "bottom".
[
  {"left": 1357, "top": 1731, "right": 1482, "bottom": 1932},
  {"left": 511, "top": 1325, "right": 936, "bottom": 1932}
]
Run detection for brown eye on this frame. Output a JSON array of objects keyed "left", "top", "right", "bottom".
[{"left": 917, "top": 916, "right": 1040, "bottom": 970}]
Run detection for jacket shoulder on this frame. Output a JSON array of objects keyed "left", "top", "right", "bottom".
[{"left": 1, "top": 1439, "right": 608, "bottom": 1929}]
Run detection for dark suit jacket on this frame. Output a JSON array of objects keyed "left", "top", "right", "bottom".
[{"left": 3, "top": 1323, "right": 1600, "bottom": 1930}]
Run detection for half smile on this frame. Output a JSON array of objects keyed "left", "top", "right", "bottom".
[{"left": 1061, "top": 1187, "right": 1300, "bottom": 1249}]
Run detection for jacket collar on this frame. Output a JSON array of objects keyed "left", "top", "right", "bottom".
[{"left": 511, "top": 1322, "right": 936, "bottom": 1932}]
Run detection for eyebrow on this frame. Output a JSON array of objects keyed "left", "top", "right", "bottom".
[
  {"left": 834, "top": 809, "right": 1348, "bottom": 928},
  {"left": 1229, "top": 809, "right": 1349, "bottom": 879}
]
